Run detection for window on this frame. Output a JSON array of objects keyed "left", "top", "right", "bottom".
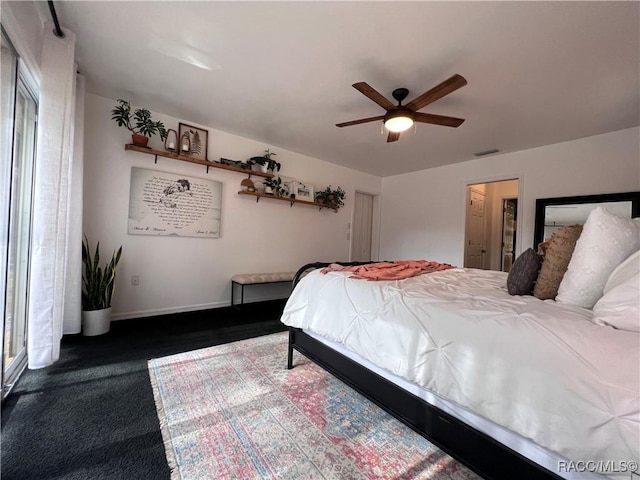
[{"left": 1, "top": 27, "right": 38, "bottom": 398}]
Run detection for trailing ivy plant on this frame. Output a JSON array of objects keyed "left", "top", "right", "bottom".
[
  {"left": 263, "top": 176, "right": 287, "bottom": 197},
  {"left": 249, "top": 148, "right": 281, "bottom": 172},
  {"left": 111, "top": 99, "right": 167, "bottom": 140},
  {"left": 315, "top": 185, "right": 346, "bottom": 212},
  {"left": 82, "top": 235, "right": 123, "bottom": 311}
]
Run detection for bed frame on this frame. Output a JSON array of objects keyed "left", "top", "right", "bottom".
[{"left": 286, "top": 262, "right": 562, "bottom": 480}]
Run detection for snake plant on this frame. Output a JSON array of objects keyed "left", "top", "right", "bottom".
[{"left": 82, "top": 235, "right": 122, "bottom": 311}]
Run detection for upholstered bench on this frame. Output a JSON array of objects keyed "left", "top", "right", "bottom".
[{"left": 231, "top": 272, "right": 295, "bottom": 306}]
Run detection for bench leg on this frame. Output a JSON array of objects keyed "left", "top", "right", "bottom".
[{"left": 231, "top": 281, "right": 235, "bottom": 306}]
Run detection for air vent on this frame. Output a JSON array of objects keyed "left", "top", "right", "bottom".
[{"left": 473, "top": 149, "right": 500, "bottom": 157}]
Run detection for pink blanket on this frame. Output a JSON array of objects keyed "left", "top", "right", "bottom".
[{"left": 321, "top": 260, "right": 455, "bottom": 281}]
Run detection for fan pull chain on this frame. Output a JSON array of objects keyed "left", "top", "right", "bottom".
[{"left": 381, "top": 122, "right": 384, "bottom": 135}]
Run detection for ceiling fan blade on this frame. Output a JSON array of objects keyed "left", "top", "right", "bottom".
[
  {"left": 413, "top": 112, "right": 465, "bottom": 128},
  {"left": 336, "top": 115, "right": 385, "bottom": 127},
  {"left": 387, "top": 131, "right": 400, "bottom": 142},
  {"left": 405, "top": 74, "right": 467, "bottom": 112},
  {"left": 352, "top": 82, "right": 395, "bottom": 111}
]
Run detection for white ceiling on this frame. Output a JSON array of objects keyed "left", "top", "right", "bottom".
[{"left": 43, "top": 1, "right": 639, "bottom": 177}]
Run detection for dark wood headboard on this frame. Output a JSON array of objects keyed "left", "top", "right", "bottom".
[{"left": 533, "top": 191, "right": 640, "bottom": 248}]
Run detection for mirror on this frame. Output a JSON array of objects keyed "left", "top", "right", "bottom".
[{"left": 534, "top": 191, "right": 640, "bottom": 249}]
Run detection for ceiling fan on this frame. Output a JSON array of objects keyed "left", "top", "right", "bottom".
[{"left": 336, "top": 74, "right": 467, "bottom": 142}]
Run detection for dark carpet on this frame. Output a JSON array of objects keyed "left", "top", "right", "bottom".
[{"left": 1, "top": 300, "right": 288, "bottom": 480}]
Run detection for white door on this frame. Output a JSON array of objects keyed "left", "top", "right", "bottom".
[
  {"left": 465, "top": 187, "right": 486, "bottom": 269},
  {"left": 351, "top": 192, "right": 374, "bottom": 262}
]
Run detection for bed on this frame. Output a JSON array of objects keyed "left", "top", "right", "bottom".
[{"left": 280, "top": 193, "right": 640, "bottom": 480}]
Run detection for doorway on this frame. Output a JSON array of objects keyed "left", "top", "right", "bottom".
[
  {"left": 501, "top": 198, "right": 518, "bottom": 271},
  {"left": 351, "top": 192, "right": 375, "bottom": 262},
  {"left": 464, "top": 186, "right": 486, "bottom": 268},
  {"left": 464, "top": 179, "right": 519, "bottom": 271}
]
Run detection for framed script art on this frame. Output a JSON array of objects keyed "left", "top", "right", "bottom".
[
  {"left": 128, "top": 167, "right": 222, "bottom": 238},
  {"left": 178, "top": 122, "right": 209, "bottom": 161}
]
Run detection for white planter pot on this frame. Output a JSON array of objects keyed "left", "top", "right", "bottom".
[
  {"left": 82, "top": 307, "right": 112, "bottom": 336},
  {"left": 251, "top": 163, "right": 269, "bottom": 174}
]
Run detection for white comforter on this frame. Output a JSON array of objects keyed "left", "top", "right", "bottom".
[{"left": 281, "top": 267, "right": 639, "bottom": 468}]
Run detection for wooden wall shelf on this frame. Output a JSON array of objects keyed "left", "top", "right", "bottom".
[
  {"left": 124, "top": 144, "right": 274, "bottom": 178},
  {"left": 238, "top": 190, "right": 334, "bottom": 211}
]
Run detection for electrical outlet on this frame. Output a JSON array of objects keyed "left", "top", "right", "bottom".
[{"left": 131, "top": 275, "right": 140, "bottom": 286}]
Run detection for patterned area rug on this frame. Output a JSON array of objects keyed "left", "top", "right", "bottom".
[{"left": 148, "top": 332, "right": 480, "bottom": 480}]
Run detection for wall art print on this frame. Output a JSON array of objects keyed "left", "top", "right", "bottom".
[
  {"left": 178, "top": 122, "right": 209, "bottom": 161},
  {"left": 128, "top": 167, "right": 222, "bottom": 238},
  {"left": 292, "top": 180, "right": 314, "bottom": 201}
]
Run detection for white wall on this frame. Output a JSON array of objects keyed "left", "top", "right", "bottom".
[
  {"left": 83, "top": 93, "right": 381, "bottom": 319},
  {"left": 2, "top": 1, "right": 43, "bottom": 84},
  {"left": 380, "top": 127, "right": 640, "bottom": 266}
]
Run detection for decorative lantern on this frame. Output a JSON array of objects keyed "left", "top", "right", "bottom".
[
  {"left": 180, "top": 132, "right": 191, "bottom": 155},
  {"left": 164, "top": 129, "right": 178, "bottom": 152}
]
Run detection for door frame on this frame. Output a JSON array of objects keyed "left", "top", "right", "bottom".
[
  {"left": 461, "top": 174, "right": 523, "bottom": 268},
  {"left": 500, "top": 197, "right": 518, "bottom": 272},
  {"left": 349, "top": 190, "right": 381, "bottom": 262},
  {"left": 1, "top": 28, "right": 39, "bottom": 400}
]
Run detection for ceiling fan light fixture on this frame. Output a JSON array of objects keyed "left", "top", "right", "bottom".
[{"left": 384, "top": 114, "right": 414, "bottom": 133}]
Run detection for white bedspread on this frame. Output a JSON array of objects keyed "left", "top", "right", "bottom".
[{"left": 280, "top": 267, "right": 640, "bottom": 470}]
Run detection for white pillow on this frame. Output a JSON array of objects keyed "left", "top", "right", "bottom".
[
  {"left": 592, "top": 249, "right": 640, "bottom": 332},
  {"left": 556, "top": 207, "right": 640, "bottom": 308}
]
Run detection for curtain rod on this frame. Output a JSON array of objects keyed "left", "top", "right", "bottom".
[{"left": 47, "top": 1, "right": 65, "bottom": 38}]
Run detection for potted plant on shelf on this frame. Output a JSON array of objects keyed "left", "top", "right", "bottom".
[
  {"left": 315, "top": 185, "right": 346, "bottom": 212},
  {"left": 81, "top": 235, "right": 122, "bottom": 336},
  {"left": 111, "top": 99, "right": 167, "bottom": 147},
  {"left": 249, "top": 149, "right": 281, "bottom": 174},
  {"left": 263, "top": 177, "right": 287, "bottom": 197}
]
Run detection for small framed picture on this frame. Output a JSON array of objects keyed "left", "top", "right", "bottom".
[
  {"left": 178, "top": 123, "right": 209, "bottom": 161},
  {"left": 293, "top": 180, "right": 314, "bottom": 201}
]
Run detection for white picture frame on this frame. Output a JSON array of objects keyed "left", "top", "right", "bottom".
[
  {"left": 292, "top": 180, "right": 314, "bottom": 202},
  {"left": 128, "top": 167, "right": 222, "bottom": 238}
]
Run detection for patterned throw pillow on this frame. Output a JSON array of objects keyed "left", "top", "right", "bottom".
[
  {"left": 556, "top": 207, "right": 640, "bottom": 308},
  {"left": 507, "top": 248, "right": 541, "bottom": 295},
  {"left": 533, "top": 225, "right": 583, "bottom": 300}
]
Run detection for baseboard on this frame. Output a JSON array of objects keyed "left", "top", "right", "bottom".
[
  {"left": 112, "top": 294, "right": 288, "bottom": 321},
  {"left": 111, "top": 301, "right": 228, "bottom": 321}
]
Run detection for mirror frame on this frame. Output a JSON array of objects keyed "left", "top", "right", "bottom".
[{"left": 533, "top": 191, "right": 640, "bottom": 249}]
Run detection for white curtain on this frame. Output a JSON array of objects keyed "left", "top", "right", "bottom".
[
  {"left": 63, "top": 74, "right": 85, "bottom": 335},
  {"left": 27, "top": 23, "right": 82, "bottom": 368}
]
